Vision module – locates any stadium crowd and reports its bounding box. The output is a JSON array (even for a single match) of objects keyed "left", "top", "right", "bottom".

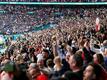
[
  {"left": 0, "top": 5, "right": 107, "bottom": 80},
  {"left": 0, "top": 0, "right": 106, "bottom": 2},
  {"left": 0, "top": 5, "right": 107, "bottom": 34}
]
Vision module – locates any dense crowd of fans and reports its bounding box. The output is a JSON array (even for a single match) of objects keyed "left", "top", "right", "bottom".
[
  {"left": 0, "top": 5, "right": 107, "bottom": 34},
  {"left": 0, "top": 0, "right": 106, "bottom": 2},
  {"left": 0, "top": 5, "right": 107, "bottom": 80}
]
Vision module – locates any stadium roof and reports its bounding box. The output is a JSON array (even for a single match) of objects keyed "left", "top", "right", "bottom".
[{"left": 0, "top": 2, "right": 106, "bottom": 5}]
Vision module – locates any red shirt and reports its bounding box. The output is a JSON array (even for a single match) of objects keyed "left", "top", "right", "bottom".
[{"left": 36, "top": 74, "right": 48, "bottom": 80}]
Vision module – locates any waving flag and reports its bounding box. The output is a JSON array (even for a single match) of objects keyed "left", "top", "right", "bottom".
[{"left": 96, "top": 17, "right": 100, "bottom": 32}]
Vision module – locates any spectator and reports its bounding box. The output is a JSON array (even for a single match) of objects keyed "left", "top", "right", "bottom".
[
  {"left": 83, "top": 63, "right": 107, "bottom": 80},
  {"left": 93, "top": 53, "right": 107, "bottom": 70},
  {"left": 64, "top": 54, "right": 83, "bottom": 80},
  {"left": 51, "top": 56, "right": 66, "bottom": 79},
  {"left": 28, "top": 63, "right": 48, "bottom": 80}
]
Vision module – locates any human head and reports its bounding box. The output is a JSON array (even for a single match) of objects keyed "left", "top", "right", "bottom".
[
  {"left": 65, "top": 52, "right": 71, "bottom": 62},
  {"left": 37, "top": 58, "right": 44, "bottom": 68},
  {"left": 93, "top": 54, "right": 104, "bottom": 65},
  {"left": 83, "top": 63, "right": 104, "bottom": 80},
  {"left": 69, "top": 54, "right": 83, "bottom": 71},
  {"left": 46, "top": 59, "right": 54, "bottom": 68},
  {"left": 66, "top": 46, "right": 76, "bottom": 62},
  {"left": 54, "top": 56, "right": 62, "bottom": 66},
  {"left": 28, "top": 63, "right": 36, "bottom": 70},
  {"left": 79, "top": 39, "right": 85, "bottom": 49},
  {"left": 28, "top": 63, "right": 40, "bottom": 77},
  {"left": 66, "top": 45, "right": 77, "bottom": 55},
  {"left": 42, "top": 49, "right": 49, "bottom": 59}
]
